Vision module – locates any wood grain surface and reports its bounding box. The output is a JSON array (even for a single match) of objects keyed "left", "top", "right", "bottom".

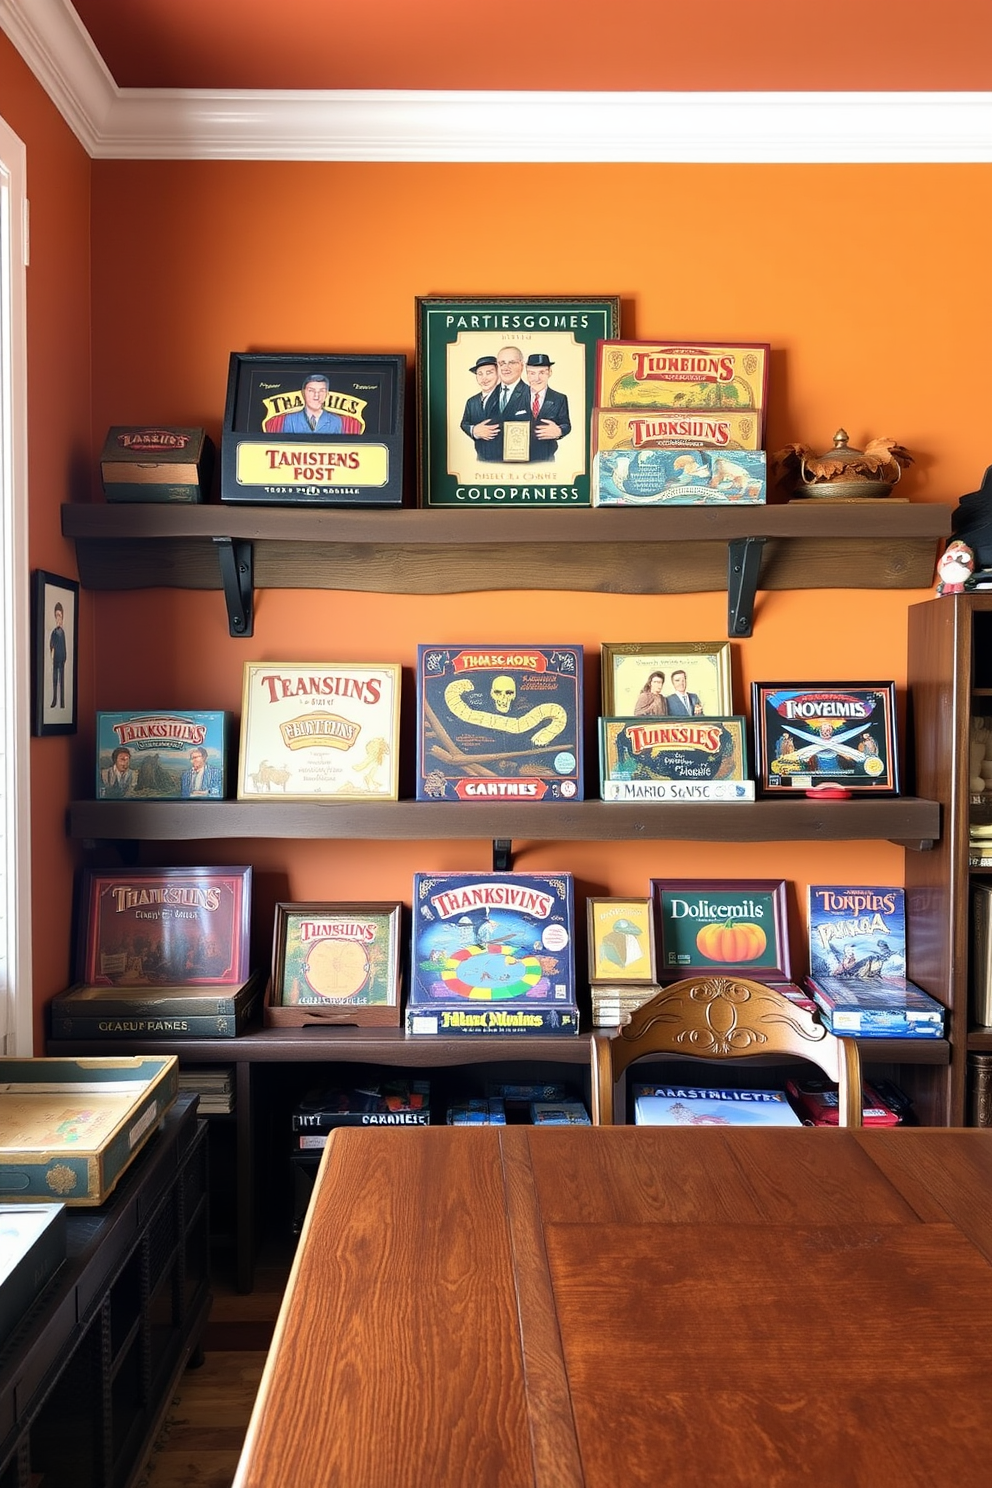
[{"left": 233, "top": 1126, "right": 992, "bottom": 1488}]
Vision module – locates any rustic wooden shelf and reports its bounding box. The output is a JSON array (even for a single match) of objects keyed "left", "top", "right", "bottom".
[
  {"left": 68, "top": 795, "right": 941, "bottom": 849},
  {"left": 62, "top": 502, "right": 949, "bottom": 597}
]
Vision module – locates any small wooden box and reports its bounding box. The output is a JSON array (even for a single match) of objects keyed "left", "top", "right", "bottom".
[
  {"left": 100, "top": 427, "right": 214, "bottom": 503},
  {"left": 0, "top": 1055, "right": 179, "bottom": 1205}
]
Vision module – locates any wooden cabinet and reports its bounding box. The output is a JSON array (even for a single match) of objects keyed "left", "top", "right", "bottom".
[
  {"left": 906, "top": 593, "right": 992, "bottom": 1125},
  {"left": 0, "top": 1095, "right": 209, "bottom": 1488}
]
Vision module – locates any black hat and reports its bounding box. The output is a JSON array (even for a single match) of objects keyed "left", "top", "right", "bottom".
[
  {"left": 526, "top": 353, "right": 554, "bottom": 367},
  {"left": 469, "top": 355, "right": 498, "bottom": 373}
]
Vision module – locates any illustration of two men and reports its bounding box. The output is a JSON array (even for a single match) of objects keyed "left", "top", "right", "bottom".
[{"left": 460, "top": 347, "right": 571, "bottom": 463}]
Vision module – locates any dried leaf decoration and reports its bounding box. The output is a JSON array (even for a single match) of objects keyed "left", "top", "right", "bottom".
[{"left": 772, "top": 436, "right": 913, "bottom": 489}]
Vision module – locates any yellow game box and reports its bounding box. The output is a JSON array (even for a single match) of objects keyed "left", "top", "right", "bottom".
[
  {"left": 595, "top": 340, "right": 770, "bottom": 438},
  {"left": 591, "top": 407, "right": 761, "bottom": 454}
]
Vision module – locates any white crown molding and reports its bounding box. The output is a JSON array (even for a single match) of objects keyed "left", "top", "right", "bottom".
[{"left": 2, "top": 1, "right": 992, "bottom": 162}]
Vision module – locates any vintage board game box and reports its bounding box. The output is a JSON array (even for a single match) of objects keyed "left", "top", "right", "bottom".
[
  {"left": 292, "top": 1081, "right": 430, "bottom": 1139},
  {"left": 806, "top": 976, "right": 945, "bottom": 1037},
  {"left": 408, "top": 871, "right": 579, "bottom": 1035},
  {"left": 0, "top": 1055, "right": 179, "bottom": 1205},
  {"left": 74, "top": 866, "right": 252, "bottom": 990},
  {"left": 96, "top": 710, "right": 228, "bottom": 800},
  {"left": 593, "top": 447, "right": 766, "bottom": 506},
  {"left": 100, "top": 427, "right": 213, "bottom": 503},
  {"left": 785, "top": 1076, "right": 901, "bottom": 1127},
  {"left": 807, "top": 885, "right": 911, "bottom": 984},
  {"left": 600, "top": 717, "right": 749, "bottom": 795},
  {"left": 266, "top": 902, "right": 402, "bottom": 1028},
  {"left": 49, "top": 970, "right": 264, "bottom": 1041},
  {"left": 752, "top": 682, "right": 899, "bottom": 795},
  {"left": 0, "top": 1203, "right": 66, "bottom": 1344},
  {"left": 632, "top": 1085, "right": 802, "bottom": 1127},
  {"left": 592, "top": 407, "right": 762, "bottom": 454},
  {"left": 220, "top": 352, "right": 405, "bottom": 507},
  {"left": 416, "top": 644, "right": 583, "bottom": 801},
  {"left": 238, "top": 662, "right": 401, "bottom": 801},
  {"left": 595, "top": 339, "right": 770, "bottom": 438},
  {"left": 650, "top": 878, "right": 795, "bottom": 985}
]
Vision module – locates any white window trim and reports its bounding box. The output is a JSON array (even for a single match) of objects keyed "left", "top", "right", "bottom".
[{"left": 0, "top": 111, "right": 32, "bottom": 1054}]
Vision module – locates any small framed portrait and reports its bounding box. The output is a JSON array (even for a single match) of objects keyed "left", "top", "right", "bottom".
[
  {"left": 416, "top": 296, "right": 620, "bottom": 509},
  {"left": 751, "top": 682, "right": 899, "bottom": 796},
  {"left": 269, "top": 902, "right": 402, "bottom": 1026},
  {"left": 32, "top": 570, "right": 79, "bottom": 736},
  {"left": 600, "top": 641, "right": 732, "bottom": 718},
  {"left": 220, "top": 351, "right": 405, "bottom": 507},
  {"left": 649, "top": 878, "right": 791, "bottom": 982},
  {"left": 587, "top": 898, "right": 656, "bottom": 985}
]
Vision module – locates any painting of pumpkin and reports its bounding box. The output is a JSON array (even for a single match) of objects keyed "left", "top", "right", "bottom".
[{"left": 695, "top": 919, "right": 767, "bottom": 963}]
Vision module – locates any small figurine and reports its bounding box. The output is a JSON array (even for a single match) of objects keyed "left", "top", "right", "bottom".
[{"left": 937, "top": 539, "right": 975, "bottom": 595}]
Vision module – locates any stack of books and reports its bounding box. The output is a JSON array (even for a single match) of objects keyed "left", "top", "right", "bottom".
[{"left": 178, "top": 1066, "right": 234, "bottom": 1114}]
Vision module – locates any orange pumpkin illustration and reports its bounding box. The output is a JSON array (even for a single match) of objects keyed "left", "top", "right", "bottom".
[{"left": 695, "top": 919, "right": 767, "bottom": 963}]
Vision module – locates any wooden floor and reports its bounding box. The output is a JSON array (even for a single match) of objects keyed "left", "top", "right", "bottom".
[{"left": 136, "top": 1245, "right": 291, "bottom": 1488}]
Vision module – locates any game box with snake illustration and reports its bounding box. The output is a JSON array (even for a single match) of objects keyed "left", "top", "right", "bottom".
[
  {"left": 408, "top": 872, "right": 579, "bottom": 1035},
  {"left": 415, "top": 644, "right": 583, "bottom": 801}
]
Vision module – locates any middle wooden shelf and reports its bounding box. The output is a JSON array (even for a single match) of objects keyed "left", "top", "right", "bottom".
[{"left": 68, "top": 795, "right": 941, "bottom": 847}]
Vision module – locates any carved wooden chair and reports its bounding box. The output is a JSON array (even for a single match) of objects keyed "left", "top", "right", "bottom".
[{"left": 590, "top": 975, "right": 863, "bottom": 1126}]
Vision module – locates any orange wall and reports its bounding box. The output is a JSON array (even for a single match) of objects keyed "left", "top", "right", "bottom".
[
  {"left": 73, "top": 0, "right": 992, "bottom": 91},
  {"left": 0, "top": 34, "right": 92, "bottom": 1045},
  {"left": 87, "top": 159, "right": 992, "bottom": 978}
]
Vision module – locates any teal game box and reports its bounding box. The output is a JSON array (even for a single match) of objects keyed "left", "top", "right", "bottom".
[{"left": 96, "top": 711, "right": 227, "bottom": 799}]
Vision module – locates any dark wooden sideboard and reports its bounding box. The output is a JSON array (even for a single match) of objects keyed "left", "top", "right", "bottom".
[{"left": 0, "top": 1094, "right": 209, "bottom": 1488}]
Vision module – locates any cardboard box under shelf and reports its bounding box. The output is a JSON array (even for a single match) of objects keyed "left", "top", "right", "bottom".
[{"left": 0, "top": 1055, "right": 178, "bottom": 1205}]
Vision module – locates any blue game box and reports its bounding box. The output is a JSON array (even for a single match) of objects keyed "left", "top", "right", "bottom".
[
  {"left": 96, "top": 711, "right": 228, "bottom": 800},
  {"left": 408, "top": 872, "right": 579, "bottom": 1035},
  {"left": 415, "top": 645, "right": 583, "bottom": 802}
]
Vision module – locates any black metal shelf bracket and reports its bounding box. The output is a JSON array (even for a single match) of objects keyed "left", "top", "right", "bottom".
[
  {"left": 214, "top": 537, "right": 254, "bottom": 637},
  {"left": 727, "top": 537, "right": 766, "bottom": 638},
  {"left": 492, "top": 839, "right": 513, "bottom": 871}
]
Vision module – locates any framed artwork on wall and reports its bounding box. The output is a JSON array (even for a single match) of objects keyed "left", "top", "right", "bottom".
[
  {"left": 32, "top": 570, "right": 78, "bottom": 736},
  {"left": 600, "top": 641, "right": 732, "bottom": 718}
]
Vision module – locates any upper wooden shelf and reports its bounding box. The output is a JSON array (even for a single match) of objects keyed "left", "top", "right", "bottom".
[
  {"left": 62, "top": 501, "right": 949, "bottom": 598},
  {"left": 68, "top": 795, "right": 941, "bottom": 850}
]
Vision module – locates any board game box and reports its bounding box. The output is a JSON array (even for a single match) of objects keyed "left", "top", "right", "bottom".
[
  {"left": 593, "top": 446, "right": 766, "bottom": 506},
  {"left": 785, "top": 1076, "right": 902, "bottom": 1127},
  {"left": 807, "top": 885, "right": 910, "bottom": 984},
  {"left": 238, "top": 661, "right": 401, "bottom": 801},
  {"left": 595, "top": 339, "right": 770, "bottom": 438},
  {"left": 0, "top": 1203, "right": 66, "bottom": 1344},
  {"left": 806, "top": 976, "right": 946, "bottom": 1037},
  {"left": 752, "top": 683, "right": 899, "bottom": 794},
  {"left": 96, "top": 711, "right": 227, "bottom": 800},
  {"left": 0, "top": 1055, "right": 179, "bottom": 1205},
  {"left": 599, "top": 717, "right": 749, "bottom": 798},
  {"left": 591, "top": 407, "right": 762, "bottom": 454},
  {"left": 416, "top": 644, "right": 583, "bottom": 801},
  {"left": 100, "top": 426, "right": 213, "bottom": 503},
  {"left": 650, "top": 878, "right": 793, "bottom": 983},
  {"left": 408, "top": 871, "right": 579, "bottom": 1035},
  {"left": 632, "top": 1085, "right": 801, "bottom": 1126}
]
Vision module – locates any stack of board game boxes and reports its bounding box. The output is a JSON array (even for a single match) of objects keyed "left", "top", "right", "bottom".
[{"left": 590, "top": 340, "right": 769, "bottom": 508}]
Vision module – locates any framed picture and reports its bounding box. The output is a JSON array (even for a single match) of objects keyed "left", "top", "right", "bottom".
[
  {"left": 219, "top": 351, "right": 405, "bottom": 506},
  {"left": 416, "top": 295, "right": 620, "bottom": 509},
  {"left": 587, "top": 898, "right": 656, "bottom": 985},
  {"left": 75, "top": 866, "right": 252, "bottom": 988},
  {"left": 751, "top": 682, "right": 899, "bottom": 795},
  {"left": 650, "top": 878, "right": 791, "bottom": 983},
  {"left": 237, "top": 661, "right": 401, "bottom": 801},
  {"left": 32, "top": 570, "right": 78, "bottom": 736},
  {"left": 270, "top": 902, "right": 402, "bottom": 1026},
  {"left": 601, "top": 641, "right": 732, "bottom": 717}
]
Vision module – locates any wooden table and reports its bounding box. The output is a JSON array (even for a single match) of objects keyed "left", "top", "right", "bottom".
[{"left": 233, "top": 1127, "right": 992, "bottom": 1487}]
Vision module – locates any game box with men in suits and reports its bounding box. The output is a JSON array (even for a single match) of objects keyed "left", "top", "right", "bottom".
[{"left": 95, "top": 711, "right": 227, "bottom": 800}]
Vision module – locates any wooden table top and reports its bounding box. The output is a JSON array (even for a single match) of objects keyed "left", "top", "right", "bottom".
[{"left": 233, "top": 1126, "right": 992, "bottom": 1488}]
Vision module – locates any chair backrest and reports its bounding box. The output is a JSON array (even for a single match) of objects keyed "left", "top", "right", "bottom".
[{"left": 590, "top": 975, "right": 863, "bottom": 1126}]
